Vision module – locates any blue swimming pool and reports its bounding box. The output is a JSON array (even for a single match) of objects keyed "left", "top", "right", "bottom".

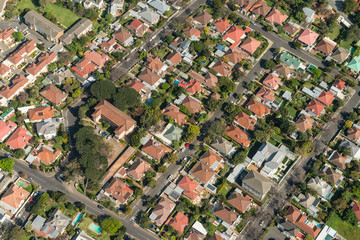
[
  {"left": 88, "top": 223, "right": 102, "bottom": 234},
  {"left": 174, "top": 80, "right": 180, "bottom": 85},
  {"left": 72, "top": 212, "right": 82, "bottom": 226}
]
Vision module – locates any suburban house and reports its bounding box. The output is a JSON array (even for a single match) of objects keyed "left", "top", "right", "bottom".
[
  {"left": 322, "top": 166, "right": 343, "bottom": 187},
  {"left": 36, "top": 118, "right": 61, "bottom": 139},
  {"left": 59, "top": 18, "right": 93, "bottom": 45},
  {"left": 346, "top": 56, "right": 360, "bottom": 73},
  {"left": 31, "top": 209, "right": 71, "bottom": 238},
  {"left": 180, "top": 95, "right": 202, "bottom": 115},
  {"left": 152, "top": 123, "right": 183, "bottom": 146},
  {"left": 127, "top": 19, "right": 149, "bottom": 37},
  {"left": 297, "top": 29, "right": 319, "bottom": 46},
  {"left": 6, "top": 126, "right": 32, "bottom": 149},
  {"left": 315, "top": 37, "right": 336, "bottom": 55},
  {"left": 0, "top": 120, "right": 16, "bottom": 142},
  {"left": 47, "top": 68, "right": 74, "bottom": 85},
  {"left": 250, "top": 0, "right": 271, "bottom": 17},
  {"left": 183, "top": 26, "right": 201, "bottom": 41},
  {"left": 23, "top": 10, "right": 64, "bottom": 43},
  {"left": 28, "top": 106, "right": 55, "bottom": 122},
  {"left": 189, "top": 161, "right": 216, "bottom": 186},
  {"left": 0, "top": 181, "right": 30, "bottom": 215},
  {"left": 339, "top": 139, "right": 360, "bottom": 160},
  {"left": 226, "top": 124, "right": 251, "bottom": 147},
  {"left": 193, "top": 11, "right": 213, "bottom": 26},
  {"left": 166, "top": 52, "right": 182, "bottom": 66},
  {"left": 223, "top": 25, "right": 246, "bottom": 48},
  {"left": 224, "top": 49, "right": 245, "bottom": 66},
  {"left": 307, "top": 177, "right": 333, "bottom": 200},
  {"left": 328, "top": 151, "right": 349, "bottom": 170},
  {"left": 0, "top": 63, "right": 11, "bottom": 80},
  {"left": 295, "top": 114, "right": 314, "bottom": 132},
  {"left": 0, "top": 28, "right": 15, "bottom": 45},
  {"left": 199, "top": 149, "right": 224, "bottom": 171},
  {"left": 168, "top": 212, "right": 189, "bottom": 234},
  {"left": 246, "top": 98, "right": 271, "bottom": 118},
  {"left": 92, "top": 100, "right": 136, "bottom": 139},
  {"left": 213, "top": 19, "right": 231, "bottom": 34},
  {"left": 297, "top": 193, "right": 320, "bottom": 217},
  {"left": 305, "top": 99, "right": 325, "bottom": 118},
  {"left": 127, "top": 159, "right": 152, "bottom": 181},
  {"left": 234, "top": 111, "right": 257, "bottom": 130},
  {"left": 184, "top": 223, "right": 207, "bottom": 240},
  {"left": 211, "top": 60, "right": 232, "bottom": 77},
  {"left": 282, "top": 21, "right": 300, "bottom": 37},
  {"left": 162, "top": 103, "right": 187, "bottom": 126},
  {"left": 227, "top": 190, "right": 253, "bottom": 213},
  {"left": 177, "top": 176, "right": 199, "bottom": 200},
  {"left": 28, "top": 144, "right": 61, "bottom": 165},
  {"left": 145, "top": 56, "right": 167, "bottom": 75},
  {"left": 177, "top": 78, "right": 202, "bottom": 94},
  {"left": 316, "top": 90, "right": 335, "bottom": 106},
  {"left": 148, "top": 0, "right": 170, "bottom": 15},
  {"left": 141, "top": 138, "right": 171, "bottom": 160},
  {"left": 83, "top": 0, "right": 104, "bottom": 9},
  {"left": 125, "top": 79, "right": 151, "bottom": 100},
  {"left": 237, "top": 0, "right": 257, "bottom": 12},
  {"left": 138, "top": 68, "right": 162, "bottom": 90},
  {"left": 242, "top": 170, "right": 272, "bottom": 200},
  {"left": 109, "top": 0, "right": 124, "bottom": 16},
  {"left": 100, "top": 38, "right": 120, "bottom": 53},
  {"left": 347, "top": 124, "right": 360, "bottom": 143},
  {"left": 138, "top": 7, "right": 160, "bottom": 25},
  {"left": 25, "top": 52, "right": 57, "bottom": 78},
  {"left": 352, "top": 200, "right": 360, "bottom": 225},
  {"left": 265, "top": 8, "right": 288, "bottom": 25},
  {"left": 71, "top": 50, "right": 110, "bottom": 78},
  {"left": 263, "top": 72, "right": 281, "bottom": 90},
  {"left": 40, "top": 84, "right": 68, "bottom": 106},
  {"left": 4, "top": 40, "right": 37, "bottom": 67},
  {"left": 187, "top": 70, "right": 218, "bottom": 89},
  {"left": 277, "top": 218, "right": 301, "bottom": 239},
  {"left": 149, "top": 197, "right": 176, "bottom": 226},
  {"left": 104, "top": 178, "right": 133, "bottom": 205},
  {"left": 331, "top": 47, "right": 350, "bottom": 64},
  {"left": 113, "top": 28, "right": 134, "bottom": 46},
  {"left": 212, "top": 203, "right": 240, "bottom": 229},
  {"left": 211, "top": 138, "right": 236, "bottom": 156},
  {"left": 240, "top": 37, "right": 261, "bottom": 55}
]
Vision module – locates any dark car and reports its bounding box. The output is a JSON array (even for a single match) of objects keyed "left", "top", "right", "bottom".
[{"left": 97, "top": 205, "right": 105, "bottom": 210}]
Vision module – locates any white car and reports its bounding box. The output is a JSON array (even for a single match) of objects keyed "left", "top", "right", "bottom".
[{"left": 167, "top": 175, "right": 173, "bottom": 180}]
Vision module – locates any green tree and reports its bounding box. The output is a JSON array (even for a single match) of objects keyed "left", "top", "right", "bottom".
[
  {"left": 218, "top": 77, "right": 235, "bottom": 93},
  {"left": 113, "top": 88, "right": 140, "bottom": 111},
  {"left": 12, "top": 32, "right": 23, "bottom": 42},
  {"left": 343, "top": 0, "right": 359, "bottom": 14},
  {"left": 164, "top": 153, "right": 178, "bottom": 164},
  {"left": 343, "top": 208, "right": 358, "bottom": 225},
  {"left": 85, "top": 8, "right": 99, "bottom": 20},
  {"left": 3, "top": 226, "right": 28, "bottom": 240},
  {"left": 124, "top": 204, "right": 133, "bottom": 215},
  {"left": 90, "top": 80, "right": 116, "bottom": 100},
  {"left": 47, "top": 62, "right": 57, "bottom": 72},
  {"left": 203, "top": 119, "right": 227, "bottom": 143},
  {"left": 311, "top": 68, "right": 322, "bottom": 79},
  {"left": 263, "top": 59, "right": 276, "bottom": 69},
  {"left": 0, "top": 158, "right": 14, "bottom": 172},
  {"left": 183, "top": 125, "right": 200, "bottom": 143},
  {"left": 231, "top": 151, "right": 247, "bottom": 165},
  {"left": 292, "top": 40, "right": 302, "bottom": 49},
  {"left": 14, "top": 149, "right": 25, "bottom": 159},
  {"left": 101, "top": 217, "right": 122, "bottom": 235}
]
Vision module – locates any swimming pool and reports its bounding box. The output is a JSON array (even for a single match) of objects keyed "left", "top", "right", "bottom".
[
  {"left": 72, "top": 212, "right": 82, "bottom": 226},
  {"left": 174, "top": 80, "right": 180, "bottom": 85},
  {"left": 88, "top": 223, "right": 102, "bottom": 234}
]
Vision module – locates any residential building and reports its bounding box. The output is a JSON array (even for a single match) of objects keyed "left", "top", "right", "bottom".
[
  {"left": 145, "top": 56, "right": 167, "bottom": 75},
  {"left": 109, "top": 0, "right": 124, "bottom": 17},
  {"left": 224, "top": 49, "right": 245, "bottom": 66},
  {"left": 162, "top": 103, "right": 187, "bottom": 125},
  {"left": 0, "top": 182, "right": 30, "bottom": 215},
  {"left": 246, "top": 98, "right": 271, "bottom": 118},
  {"left": 263, "top": 72, "right": 281, "bottom": 90},
  {"left": 213, "top": 19, "right": 231, "bottom": 34},
  {"left": 282, "top": 21, "right": 300, "bottom": 37},
  {"left": 242, "top": 170, "right": 272, "bottom": 199},
  {"left": 211, "top": 138, "right": 236, "bottom": 156},
  {"left": 183, "top": 26, "right": 201, "bottom": 41},
  {"left": 347, "top": 124, "right": 360, "bottom": 143},
  {"left": 59, "top": 18, "right": 93, "bottom": 45},
  {"left": 127, "top": 19, "right": 149, "bottom": 37},
  {"left": 265, "top": 8, "right": 288, "bottom": 25},
  {"left": 138, "top": 7, "right": 160, "bottom": 25},
  {"left": 47, "top": 68, "right": 74, "bottom": 85},
  {"left": 250, "top": 0, "right": 271, "bottom": 17},
  {"left": 177, "top": 79, "right": 202, "bottom": 94},
  {"left": 315, "top": 37, "right": 336, "bottom": 55},
  {"left": 295, "top": 114, "right": 314, "bottom": 132},
  {"left": 346, "top": 56, "right": 360, "bottom": 73},
  {"left": 339, "top": 139, "right": 360, "bottom": 160},
  {"left": 4, "top": 40, "right": 37, "bottom": 67},
  {"left": 256, "top": 87, "right": 275, "bottom": 105},
  {"left": 234, "top": 111, "right": 257, "bottom": 130},
  {"left": 315, "top": 225, "right": 339, "bottom": 240},
  {"left": 199, "top": 149, "right": 223, "bottom": 171},
  {"left": 181, "top": 95, "right": 202, "bottom": 114},
  {"left": 141, "top": 138, "right": 171, "bottom": 160},
  {"left": 279, "top": 52, "right": 304, "bottom": 70},
  {"left": 6, "top": 126, "right": 32, "bottom": 149},
  {"left": 307, "top": 177, "right": 333, "bottom": 200},
  {"left": 166, "top": 52, "right": 182, "bottom": 66},
  {"left": 113, "top": 28, "right": 134, "bottom": 46},
  {"left": 31, "top": 144, "right": 61, "bottom": 165},
  {"left": 0, "top": 63, "right": 11, "bottom": 80},
  {"left": 149, "top": 197, "right": 176, "bottom": 226},
  {"left": 331, "top": 47, "right": 350, "bottom": 64},
  {"left": 0, "top": 28, "right": 15, "bottom": 45},
  {"left": 83, "top": 0, "right": 104, "bottom": 9},
  {"left": 274, "top": 63, "right": 291, "bottom": 78},
  {"left": 138, "top": 68, "right": 162, "bottom": 90},
  {"left": 72, "top": 50, "right": 110, "bottom": 77},
  {"left": 189, "top": 161, "right": 216, "bottom": 185},
  {"left": 212, "top": 203, "right": 240, "bottom": 228},
  {"left": 28, "top": 106, "right": 54, "bottom": 122},
  {"left": 297, "top": 193, "right": 320, "bottom": 217},
  {"left": 187, "top": 70, "right": 218, "bottom": 89},
  {"left": 25, "top": 52, "right": 57, "bottom": 78},
  {"left": 92, "top": 100, "right": 136, "bottom": 139},
  {"left": 211, "top": 60, "right": 232, "bottom": 77},
  {"left": 100, "top": 38, "right": 120, "bottom": 53},
  {"left": 226, "top": 124, "right": 251, "bottom": 147},
  {"left": 0, "top": 120, "right": 16, "bottom": 142},
  {"left": 73, "top": 230, "right": 95, "bottom": 240},
  {"left": 40, "top": 84, "right": 68, "bottom": 106},
  {"left": 306, "top": 99, "right": 325, "bottom": 118},
  {"left": 240, "top": 37, "right": 261, "bottom": 55},
  {"left": 23, "top": 10, "right": 63, "bottom": 43},
  {"left": 352, "top": 200, "right": 360, "bottom": 225},
  {"left": 322, "top": 166, "right": 343, "bottom": 187},
  {"left": 277, "top": 218, "right": 301, "bottom": 239},
  {"left": 125, "top": 79, "right": 151, "bottom": 99},
  {"left": 32, "top": 209, "right": 71, "bottom": 238},
  {"left": 104, "top": 178, "right": 133, "bottom": 205},
  {"left": 317, "top": 90, "right": 334, "bottom": 106},
  {"left": 127, "top": 159, "right": 152, "bottom": 181},
  {"left": 168, "top": 212, "right": 189, "bottom": 234},
  {"left": 36, "top": 118, "right": 61, "bottom": 139},
  {"left": 328, "top": 151, "right": 348, "bottom": 170},
  {"left": 148, "top": 0, "right": 170, "bottom": 15},
  {"left": 223, "top": 25, "right": 246, "bottom": 49},
  {"left": 152, "top": 123, "right": 183, "bottom": 145},
  {"left": 303, "top": 7, "right": 315, "bottom": 24},
  {"left": 177, "top": 176, "right": 199, "bottom": 200},
  {"left": 237, "top": 0, "right": 257, "bottom": 12},
  {"left": 227, "top": 190, "right": 253, "bottom": 213},
  {"left": 298, "top": 29, "right": 319, "bottom": 46},
  {"left": 193, "top": 11, "right": 213, "bottom": 26}
]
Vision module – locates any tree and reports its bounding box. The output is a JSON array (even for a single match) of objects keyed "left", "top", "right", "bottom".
[
  {"left": 343, "top": 0, "right": 359, "bottom": 14},
  {"left": 218, "top": 77, "right": 235, "bottom": 93},
  {"left": 105, "top": 13, "right": 113, "bottom": 23},
  {"left": 311, "top": 68, "right": 322, "bottom": 79},
  {"left": 101, "top": 217, "right": 122, "bottom": 235},
  {"left": 343, "top": 208, "right": 358, "bottom": 225},
  {"left": 3, "top": 226, "right": 28, "bottom": 240},
  {"left": 113, "top": 88, "right": 140, "bottom": 111},
  {"left": 14, "top": 149, "right": 25, "bottom": 159},
  {"left": 183, "top": 125, "right": 200, "bottom": 143},
  {"left": 47, "top": 62, "right": 57, "bottom": 72},
  {"left": 263, "top": 59, "right": 276, "bottom": 69},
  {"left": 231, "top": 151, "right": 247, "bottom": 165},
  {"left": 0, "top": 158, "right": 14, "bottom": 172},
  {"left": 124, "top": 204, "right": 133, "bottom": 215},
  {"left": 58, "top": 51, "right": 74, "bottom": 64},
  {"left": 139, "top": 50, "right": 148, "bottom": 59},
  {"left": 90, "top": 80, "right": 116, "bottom": 100},
  {"left": 157, "top": 165, "right": 168, "bottom": 173},
  {"left": 12, "top": 32, "right": 23, "bottom": 42},
  {"left": 203, "top": 119, "right": 227, "bottom": 143},
  {"left": 85, "top": 8, "right": 98, "bottom": 20},
  {"left": 348, "top": 112, "right": 358, "bottom": 122},
  {"left": 292, "top": 40, "right": 302, "bottom": 49},
  {"left": 164, "top": 153, "right": 178, "bottom": 164},
  {"left": 37, "top": 0, "right": 48, "bottom": 8},
  {"left": 206, "top": 97, "right": 222, "bottom": 112}
]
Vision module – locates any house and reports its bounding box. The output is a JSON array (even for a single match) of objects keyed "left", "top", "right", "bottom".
[
  {"left": 330, "top": 79, "right": 346, "bottom": 94},
  {"left": 274, "top": 63, "right": 291, "bottom": 78},
  {"left": 23, "top": 10, "right": 63, "bottom": 43},
  {"left": 189, "top": 161, "right": 216, "bottom": 185},
  {"left": 0, "top": 28, "right": 15, "bottom": 45},
  {"left": 184, "top": 223, "right": 207, "bottom": 240},
  {"left": 47, "top": 68, "right": 74, "bottom": 85},
  {"left": 177, "top": 79, "right": 202, "bottom": 94},
  {"left": 148, "top": 0, "right": 170, "bottom": 15},
  {"left": 0, "top": 182, "right": 30, "bottom": 215},
  {"left": 113, "top": 28, "right": 134, "bottom": 46},
  {"left": 32, "top": 209, "right": 71, "bottom": 238},
  {"left": 322, "top": 166, "right": 343, "bottom": 187},
  {"left": 73, "top": 230, "right": 95, "bottom": 240},
  {"left": 277, "top": 218, "right": 301, "bottom": 239},
  {"left": 127, "top": 159, "right": 152, "bottom": 181},
  {"left": 212, "top": 203, "right": 240, "bottom": 228},
  {"left": 265, "top": 8, "right": 288, "bottom": 25},
  {"left": 227, "top": 191, "right": 252, "bottom": 213},
  {"left": 149, "top": 197, "right": 176, "bottom": 226},
  {"left": 250, "top": 0, "right": 271, "bottom": 17},
  {"left": 0, "top": 120, "right": 16, "bottom": 142},
  {"left": 297, "top": 193, "right": 320, "bottom": 217},
  {"left": 152, "top": 123, "right": 183, "bottom": 146},
  {"left": 168, "top": 212, "right": 189, "bottom": 234},
  {"left": 166, "top": 52, "right": 182, "bottom": 66},
  {"left": 25, "top": 52, "right": 57, "bottom": 78},
  {"left": 284, "top": 204, "right": 321, "bottom": 238},
  {"left": 187, "top": 70, "right": 218, "bottom": 89},
  {"left": 145, "top": 56, "right": 167, "bottom": 75},
  {"left": 282, "top": 21, "right": 300, "bottom": 37},
  {"left": 317, "top": 90, "right": 334, "bottom": 106},
  {"left": 237, "top": 0, "right": 257, "bottom": 12},
  {"left": 59, "top": 18, "right": 93, "bottom": 45},
  {"left": 298, "top": 29, "right": 319, "bottom": 46},
  {"left": 183, "top": 26, "right": 201, "bottom": 41},
  {"left": 0, "top": 63, "right": 11, "bottom": 79},
  {"left": 193, "top": 11, "right": 213, "bottom": 26},
  {"left": 328, "top": 151, "right": 348, "bottom": 170},
  {"left": 223, "top": 25, "right": 246, "bottom": 49},
  {"left": 162, "top": 103, "right": 187, "bottom": 125},
  {"left": 92, "top": 100, "right": 136, "bottom": 139},
  {"left": 199, "top": 149, "right": 223, "bottom": 171},
  {"left": 104, "top": 178, "right": 133, "bottom": 205},
  {"left": 242, "top": 170, "right": 272, "bottom": 200},
  {"left": 263, "top": 72, "right": 281, "bottom": 90},
  {"left": 100, "top": 38, "right": 119, "bottom": 53},
  {"left": 109, "top": 0, "right": 124, "bottom": 17},
  {"left": 295, "top": 114, "right": 314, "bottom": 132},
  {"left": 346, "top": 56, "right": 360, "bottom": 73},
  {"left": 316, "top": 37, "right": 336, "bottom": 55},
  {"left": 307, "top": 177, "right": 333, "bottom": 199},
  {"left": 72, "top": 50, "right": 110, "bottom": 78},
  {"left": 223, "top": 49, "right": 245, "bottom": 66},
  {"left": 4, "top": 40, "right": 37, "bottom": 67},
  {"left": 352, "top": 200, "right": 360, "bottom": 224},
  {"left": 256, "top": 87, "right": 275, "bottom": 104},
  {"left": 36, "top": 118, "right": 61, "bottom": 139},
  {"left": 348, "top": 125, "right": 360, "bottom": 143},
  {"left": 339, "top": 139, "right": 360, "bottom": 160},
  {"left": 141, "top": 138, "right": 171, "bottom": 160},
  {"left": 213, "top": 19, "right": 231, "bottom": 34},
  {"left": 181, "top": 95, "right": 202, "bottom": 114},
  {"left": 125, "top": 79, "right": 151, "bottom": 99},
  {"left": 234, "top": 111, "right": 256, "bottom": 130},
  {"left": 226, "top": 125, "right": 251, "bottom": 147},
  {"left": 28, "top": 106, "right": 54, "bottom": 122},
  {"left": 211, "top": 137, "right": 236, "bottom": 156},
  {"left": 246, "top": 98, "right": 271, "bottom": 118},
  {"left": 177, "top": 176, "right": 199, "bottom": 200},
  {"left": 303, "top": 7, "right": 315, "bottom": 24},
  {"left": 211, "top": 60, "right": 232, "bottom": 77},
  {"left": 0, "top": 77, "right": 28, "bottom": 105},
  {"left": 138, "top": 68, "right": 162, "bottom": 89},
  {"left": 306, "top": 99, "right": 325, "bottom": 118},
  {"left": 127, "top": 19, "right": 149, "bottom": 36},
  {"left": 40, "top": 84, "right": 67, "bottom": 106},
  {"left": 331, "top": 47, "right": 350, "bottom": 64},
  {"left": 83, "top": 0, "right": 104, "bottom": 9},
  {"left": 31, "top": 144, "right": 61, "bottom": 165},
  {"left": 138, "top": 7, "right": 160, "bottom": 25},
  {"left": 240, "top": 37, "right": 261, "bottom": 55}
]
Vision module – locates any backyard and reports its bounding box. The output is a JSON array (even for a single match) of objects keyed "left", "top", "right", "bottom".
[
  {"left": 78, "top": 216, "right": 110, "bottom": 240},
  {"left": 327, "top": 212, "right": 360, "bottom": 240},
  {"left": 18, "top": 0, "right": 80, "bottom": 28}
]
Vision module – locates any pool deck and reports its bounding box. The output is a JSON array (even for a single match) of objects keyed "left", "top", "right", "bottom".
[{"left": 88, "top": 223, "right": 102, "bottom": 235}]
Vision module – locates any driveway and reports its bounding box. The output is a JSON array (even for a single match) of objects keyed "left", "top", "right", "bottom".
[{"left": 262, "top": 227, "right": 287, "bottom": 240}]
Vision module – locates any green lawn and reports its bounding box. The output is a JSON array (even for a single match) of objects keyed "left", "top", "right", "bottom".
[
  {"left": 78, "top": 216, "right": 110, "bottom": 240},
  {"left": 286, "top": 105, "right": 297, "bottom": 119},
  {"left": 218, "top": 183, "right": 232, "bottom": 196},
  {"left": 327, "top": 213, "right": 360, "bottom": 240},
  {"left": 18, "top": 0, "right": 80, "bottom": 28},
  {"left": 327, "top": 24, "right": 341, "bottom": 41}
]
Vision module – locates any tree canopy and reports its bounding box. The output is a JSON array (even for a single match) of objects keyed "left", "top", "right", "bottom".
[
  {"left": 101, "top": 217, "right": 122, "bottom": 235},
  {"left": 113, "top": 88, "right": 141, "bottom": 111},
  {"left": 0, "top": 158, "right": 14, "bottom": 172},
  {"left": 90, "top": 80, "right": 116, "bottom": 100}
]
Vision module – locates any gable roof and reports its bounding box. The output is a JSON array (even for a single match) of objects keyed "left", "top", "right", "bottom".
[
  {"left": 329, "top": 151, "right": 347, "bottom": 170},
  {"left": 26, "top": 52, "right": 57, "bottom": 76},
  {"left": 316, "top": 37, "right": 336, "bottom": 55},
  {"left": 227, "top": 192, "right": 252, "bottom": 213},
  {"left": 332, "top": 79, "right": 345, "bottom": 90},
  {"left": 148, "top": 0, "right": 170, "bottom": 14},
  {"left": 168, "top": 212, "right": 189, "bottom": 233},
  {"left": 0, "top": 28, "right": 15, "bottom": 41},
  {"left": 0, "top": 75, "right": 29, "bottom": 99},
  {"left": 263, "top": 72, "right": 281, "bottom": 89},
  {"left": 246, "top": 98, "right": 271, "bottom": 117},
  {"left": 166, "top": 52, "right": 182, "bottom": 65},
  {"left": 189, "top": 161, "right": 216, "bottom": 184},
  {"left": 213, "top": 19, "right": 231, "bottom": 33},
  {"left": 181, "top": 96, "right": 202, "bottom": 114},
  {"left": 211, "top": 138, "right": 234, "bottom": 156},
  {"left": 125, "top": 79, "right": 145, "bottom": 92},
  {"left": 306, "top": 99, "right": 325, "bottom": 116},
  {"left": 138, "top": 68, "right": 161, "bottom": 86},
  {"left": 0, "top": 183, "right": 29, "bottom": 209},
  {"left": 256, "top": 87, "right": 275, "bottom": 102},
  {"left": 7, "top": 40, "right": 36, "bottom": 65},
  {"left": 0, "top": 120, "right": 16, "bottom": 141},
  {"left": 234, "top": 111, "right": 256, "bottom": 130},
  {"left": 194, "top": 11, "right": 213, "bottom": 25},
  {"left": 182, "top": 26, "right": 201, "bottom": 38},
  {"left": 223, "top": 25, "right": 246, "bottom": 43},
  {"left": 282, "top": 22, "right": 300, "bottom": 35},
  {"left": 178, "top": 79, "right": 202, "bottom": 94},
  {"left": 265, "top": 8, "right": 288, "bottom": 25},
  {"left": 150, "top": 197, "right": 176, "bottom": 226},
  {"left": 226, "top": 125, "right": 251, "bottom": 147},
  {"left": 162, "top": 103, "right": 187, "bottom": 125},
  {"left": 142, "top": 139, "right": 171, "bottom": 160},
  {"left": 251, "top": 0, "right": 271, "bottom": 16},
  {"left": 177, "top": 176, "right": 198, "bottom": 200},
  {"left": 213, "top": 203, "right": 240, "bottom": 225},
  {"left": 274, "top": 63, "right": 291, "bottom": 77},
  {"left": 242, "top": 170, "right": 272, "bottom": 196},
  {"left": 224, "top": 49, "right": 245, "bottom": 65},
  {"left": 211, "top": 60, "right": 232, "bottom": 76},
  {"left": 127, "top": 159, "right": 151, "bottom": 180},
  {"left": 295, "top": 114, "right": 314, "bottom": 132},
  {"left": 28, "top": 106, "right": 55, "bottom": 122},
  {"left": 200, "top": 149, "right": 222, "bottom": 168},
  {"left": 105, "top": 178, "right": 133, "bottom": 204},
  {"left": 40, "top": 84, "right": 67, "bottom": 105},
  {"left": 332, "top": 47, "right": 350, "bottom": 63},
  {"left": 353, "top": 200, "right": 360, "bottom": 221},
  {"left": 6, "top": 127, "right": 32, "bottom": 149},
  {"left": 146, "top": 56, "right": 165, "bottom": 73},
  {"left": 298, "top": 29, "right": 319, "bottom": 46}
]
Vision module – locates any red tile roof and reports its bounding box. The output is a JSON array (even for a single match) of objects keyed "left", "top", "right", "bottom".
[
  {"left": 40, "top": 84, "right": 67, "bottom": 105},
  {"left": 7, "top": 40, "right": 36, "bottom": 65},
  {"left": 187, "top": 70, "right": 218, "bottom": 89},
  {"left": 182, "top": 96, "right": 202, "bottom": 114},
  {"left": 265, "top": 8, "right": 288, "bottom": 25},
  {"left": 211, "top": 60, "right": 232, "bottom": 76},
  {"left": 200, "top": 149, "right": 222, "bottom": 168},
  {"left": 317, "top": 90, "right": 334, "bottom": 106},
  {"left": 256, "top": 87, "right": 275, "bottom": 102},
  {"left": 72, "top": 50, "right": 109, "bottom": 77},
  {"left": 166, "top": 52, "right": 182, "bottom": 66},
  {"left": 105, "top": 178, "right": 133, "bottom": 204},
  {"left": 127, "top": 159, "right": 152, "bottom": 180},
  {"left": 246, "top": 98, "right": 271, "bottom": 117},
  {"left": 194, "top": 11, "right": 213, "bottom": 25},
  {"left": 263, "top": 73, "right": 281, "bottom": 89},
  {"left": 347, "top": 126, "right": 360, "bottom": 142},
  {"left": 6, "top": 127, "right": 32, "bottom": 149},
  {"left": 223, "top": 25, "right": 245, "bottom": 45},
  {"left": 35, "top": 145, "right": 61, "bottom": 165},
  {"left": 240, "top": 37, "right": 261, "bottom": 54},
  {"left": 0, "top": 74, "right": 29, "bottom": 99},
  {"left": 146, "top": 56, "right": 165, "bottom": 73},
  {"left": 163, "top": 103, "right": 187, "bottom": 125},
  {"left": 298, "top": 29, "right": 319, "bottom": 46},
  {"left": 151, "top": 197, "right": 176, "bottom": 226},
  {"left": 168, "top": 212, "right": 189, "bottom": 233},
  {"left": 316, "top": 37, "right": 336, "bottom": 55},
  {"left": 0, "top": 63, "right": 10, "bottom": 76},
  {"left": 306, "top": 99, "right": 325, "bottom": 116},
  {"left": 125, "top": 79, "right": 145, "bottom": 92},
  {"left": 182, "top": 26, "right": 201, "bottom": 38},
  {"left": 234, "top": 111, "right": 256, "bottom": 130},
  {"left": 295, "top": 114, "right": 314, "bottom": 132},
  {"left": 332, "top": 79, "right": 345, "bottom": 90},
  {"left": 0, "top": 28, "right": 15, "bottom": 41},
  {"left": 189, "top": 161, "right": 216, "bottom": 184},
  {"left": 0, "top": 120, "right": 17, "bottom": 141},
  {"left": 138, "top": 68, "right": 161, "bottom": 86},
  {"left": 25, "top": 52, "right": 57, "bottom": 76},
  {"left": 142, "top": 139, "right": 171, "bottom": 160},
  {"left": 177, "top": 176, "right": 198, "bottom": 200},
  {"left": 28, "top": 106, "right": 54, "bottom": 122},
  {"left": 352, "top": 200, "right": 360, "bottom": 221},
  {"left": 329, "top": 151, "right": 347, "bottom": 170},
  {"left": 213, "top": 19, "right": 231, "bottom": 33},
  {"left": 226, "top": 125, "right": 251, "bottom": 147},
  {"left": 83, "top": 50, "right": 109, "bottom": 68},
  {"left": 178, "top": 79, "right": 202, "bottom": 94},
  {"left": 0, "top": 183, "right": 29, "bottom": 210},
  {"left": 113, "top": 28, "right": 133, "bottom": 44},
  {"left": 213, "top": 204, "right": 240, "bottom": 226},
  {"left": 227, "top": 192, "right": 252, "bottom": 213}
]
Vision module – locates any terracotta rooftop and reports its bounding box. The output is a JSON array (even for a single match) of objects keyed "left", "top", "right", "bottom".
[
  {"left": 263, "top": 72, "right": 281, "bottom": 89},
  {"left": 323, "top": 167, "right": 341, "bottom": 186},
  {"left": 6, "top": 126, "right": 32, "bottom": 149},
  {"left": 138, "top": 68, "right": 161, "bottom": 86},
  {"left": 317, "top": 90, "right": 335, "bottom": 106},
  {"left": 227, "top": 192, "right": 252, "bottom": 213},
  {"left": 0, "top": 183, "right": 29, "bottom": 210},
  {"left": 240, "top": 37, "right": 261, "bottom": 54},
  {"left": 127, "top": 159, "right": 151, "bottom": 180},
  {"left": 282, "top": 22, "right": 300, "bottom": 35},
  {"left": 182, "top": 26, "right": 201, "bottom": 38},
  {"left": 25, "top": 52, "right": 57, "bottom": 76},
  {"left": 295, "top": 114, "right": 314, "bottom": 132},
  {"left": 40, "top": 84, "right": 67, "bottom": 105},
  {"left": 162, "top": 103, "right": 187, "bottom": 125},
  {"left": 223, "top": 25, "right": 246, "bottom": 46},
  {"left": 306, "top": 99, "right": 325, "bottom": 117},
  {"left": 146, "top": 56, "right": 165, "bottom": 73},
  {"left": 332, "top": 79, "right": 345, "bottom": 90},
  {"left": 211, "top": 60, "right": 232, "bottom": 76},
  {"left": 224, "top": 49, "right": 245, "bottom": 65},
  {"left": 256, "top": 87, "right": 275, "bottom": 102},
  {"left": 226, "top": 125, "right": 251, "bottom": 147},
  {"left": 347, "top": 126, "right": 360, "bottom": 142},
  {"left": 151, "top": 197, "right": 176, "bottom": 226},
  {"left": 0, "top": 74, "right": 29, "bottom": 99},
  {"left": 265, "top": 8, "right": 288, "bottom": 25},
  {"left": 178, "top": 79, "right": 202, "bottom": 94},
  {"left": 200, "top": 149, "right": 222, "bottom": 168},
  {"left": 189, "top": 161, "right": 216, "bottom": 184},
  {"left": 213, "top": 204, "right": 240, "bottom": 226},
  {"left": 0, "top": 120, "right": 16, "bottom": 141},
  {"left": 316, "top": 37, "right": 336, "bottom": 55},
  {"left": 0, "top": 28, "right": 15, "bottom": 41},
  {"left": 28, "top": 106, "right": 55, "bottom": 122},
  {"left": 234, "top": 111, "right": 256, "bottom": 130},
  {"left": 35, "top": 145, "right": 61, "bottom": 165},
  {"left": 187, "top": 70, "right": 218, "bottom": 89},
  {"left": 7, "top": 40, "right": 36, "bottom": 65},
  {"left": 105, "top": 178, "right": 133, "bottom": 204},
  {"left": 113, "top": 28, "right": 133, "bottom": 44},
  {"left": 213, "top": 19, "right": 231, "bottom": 33},
  {"left": 251, "top": 0, "right": 271, "bottom": 16},
  {"left": 181, "top": 96, "right": 202, "bottom": 114},
  {"left": 177, "top": 176, "right": 198, "bottom": 200},
  {"left": 125, "top": 79, "right": 145, "bottom": 92},
  {"left": 168, "top": 212, "right": 189, "bottom": 233},
  {"left": 193, "top": 11, "right": 213, "bottom": 25},
  {"left": 298, "top": 29, "right": 319, "bottom": 46},
  {"left": 166, "top": 52, "right": 182, "bottom": 66},
  {"left": 329, "top": 151, "right": 347, "bottom": 170},
  {"left": 246, "top": 98, "right": 271, "bottom": 117},
  {"left": 142, "top": 139, "right": 171, "bottom": 160}
]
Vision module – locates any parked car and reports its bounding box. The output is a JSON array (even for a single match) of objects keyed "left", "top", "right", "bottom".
[
  {"left": 97, "top": 205, "right": 105, "bottom": 210},
  {"left": 167, "top": 175, "right": 173, "bottom": 180},
  {"left": 28, "top": 177, "right": 33, "bottom": 181},
  {"left": 259, "top": 220, "right": 264, "bottom": 227}
]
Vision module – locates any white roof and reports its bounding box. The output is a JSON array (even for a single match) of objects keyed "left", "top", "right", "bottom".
[{"left": 192, "top": 221, "right": 208, "bottom": 235}]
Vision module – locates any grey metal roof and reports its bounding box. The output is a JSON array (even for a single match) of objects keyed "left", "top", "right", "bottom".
[
  {"left": 148, "top": 0, "right": 170, "bottom": 14},
  {"left": 139, "top": 7, "right": 160, "bottom": 24},
  {"left": 60, "top": 18, "right": 93, "bottom": 45},
  {"left": 242, "top": 170, "right": 272, "bottom": 195},
  {"left": 32, "top": 215, "right": 46, "bottom": 230}
]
